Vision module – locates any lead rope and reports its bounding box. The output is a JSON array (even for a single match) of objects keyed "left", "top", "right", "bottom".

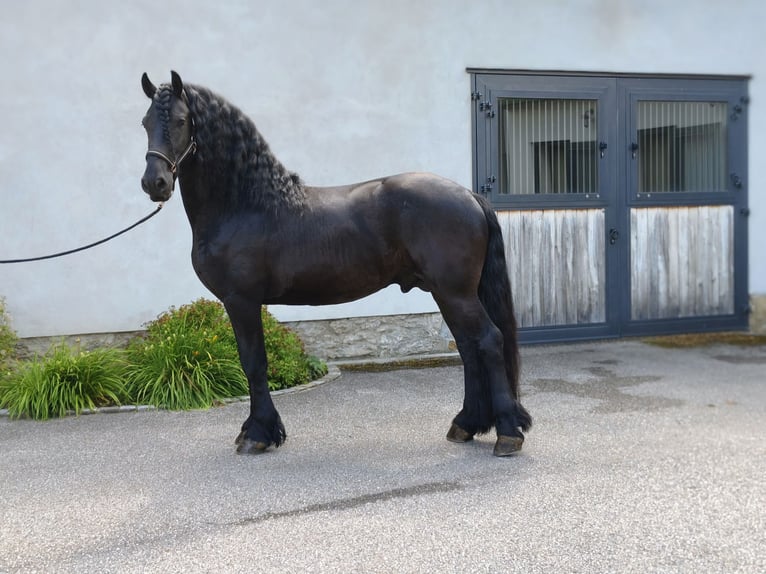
[{"left": 0, "top": 203, "right": 164, "bottom": 264}]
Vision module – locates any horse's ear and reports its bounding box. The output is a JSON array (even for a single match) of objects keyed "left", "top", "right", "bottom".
[
  {"left": 141, "top": 73, "right": 156, "bottom": 99},
  {"left": 170, "top": 70, "right": 184, "bottom": 98}
]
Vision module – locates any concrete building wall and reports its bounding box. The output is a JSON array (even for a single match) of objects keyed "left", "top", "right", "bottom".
[{"left": 1, "top": 0, "right": 764, "bottom": 338}]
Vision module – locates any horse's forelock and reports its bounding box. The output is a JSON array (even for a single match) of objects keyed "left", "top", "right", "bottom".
[{"left": 151, "top": 85, "right": 174, "bottom": 146}]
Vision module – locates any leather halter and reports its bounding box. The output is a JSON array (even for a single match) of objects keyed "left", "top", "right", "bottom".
[
  {"left": 145, "top": 92, "right": 197, "bottom": 177},
  {"left": 145, "top": 137, "right": 196, "bottom": 176}
]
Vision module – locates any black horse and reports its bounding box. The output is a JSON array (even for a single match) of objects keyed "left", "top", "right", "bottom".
[{"left": 140, "top": 71, "right": 531, "bottom": 457}]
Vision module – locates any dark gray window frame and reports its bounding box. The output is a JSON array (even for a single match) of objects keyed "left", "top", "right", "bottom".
[{"left": 472, "top": 73, "right": 617, "bottom": 209}]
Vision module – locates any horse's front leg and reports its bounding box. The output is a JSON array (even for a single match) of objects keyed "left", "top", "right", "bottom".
[{"left": 224, "top": 296, "right": 286, "bottom": 454}]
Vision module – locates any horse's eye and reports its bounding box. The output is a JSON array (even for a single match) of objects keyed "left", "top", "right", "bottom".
[{"left": 176, "top": 118, "right": 186, "bottom": 128}]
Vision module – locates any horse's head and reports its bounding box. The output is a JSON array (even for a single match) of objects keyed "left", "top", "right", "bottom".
[{"left": 140, "top": 71, "right": 196, "bottom": 202}]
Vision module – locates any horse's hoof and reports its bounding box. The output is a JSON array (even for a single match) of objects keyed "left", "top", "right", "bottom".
[
  {"left": 493, "top": 435, "right": 524, "bottom": 457},
  {"left": 446, "top": 423, "right": 474, "bottom": 443},
  {"left": 236, "top": 438, "right": 270, "bottom": 455},
  {"left": 235, "top": 430, "right": 246, "bottom": 446}
]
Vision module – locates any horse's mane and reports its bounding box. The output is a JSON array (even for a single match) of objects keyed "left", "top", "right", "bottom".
[{"left": 169, "top": 83, "right": 307, "bottom": 212}]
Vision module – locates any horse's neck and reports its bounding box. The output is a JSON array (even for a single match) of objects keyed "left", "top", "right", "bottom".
[{"left": 177, "top": 164, "right": 217, "bottom": 229}]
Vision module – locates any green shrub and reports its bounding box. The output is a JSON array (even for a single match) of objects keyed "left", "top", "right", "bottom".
[
  {"left": 306, "top": 354, "right": 330, "bottom": 381},
  {"left": 124, "top": 299, "right": 247, "bottom": 410},
  {"left": 262, "top": 309, "right": 322, "bottom": 390},
  {"left": 0, "top": 343, "right": 127, "bottom": 420},
  {"left": 0, "top": 297, "right": 18, "bottom": 377},
  {"left": 0, "top": 298, "right": 328, "bottom": 416}
]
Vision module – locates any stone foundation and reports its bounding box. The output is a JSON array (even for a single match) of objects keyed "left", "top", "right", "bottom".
[
  {"left": 751, "top": 294, "right": 766, "bottom": 334},
  {"left": 285, "top": 312, "right": 455, "bottom": 360},
  {"left": 16, "top": 314, "right": 455, "bottom": 361}
]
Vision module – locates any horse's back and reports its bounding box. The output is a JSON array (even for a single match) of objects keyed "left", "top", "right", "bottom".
[
  {"left": 377, "top": 172, "right": 482, "bottom": 213},
  {"left": 304, "top": 171, "right": 487, "bottom": 243},
  {"left": 325, "top": 172, "right": 486, "bottom": 236}
]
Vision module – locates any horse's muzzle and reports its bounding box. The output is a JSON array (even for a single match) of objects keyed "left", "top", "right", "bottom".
[{"left": 141, "top": 170, "right": 174, "bottom": 202}]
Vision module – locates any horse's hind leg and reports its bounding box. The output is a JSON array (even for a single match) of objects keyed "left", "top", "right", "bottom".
[
  {"left": 446, "top": 342, "right": 491, "bottom": 442},
  {"left": 437, "top": 295, "right": 527, "bottom": 456}
]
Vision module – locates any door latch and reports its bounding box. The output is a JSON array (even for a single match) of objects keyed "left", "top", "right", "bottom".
[{"left": 609, "top": 228, "right": 620, "bottom": 245}]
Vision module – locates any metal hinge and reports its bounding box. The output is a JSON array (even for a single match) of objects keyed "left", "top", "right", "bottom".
[
  {"left": 742, "top": 303, "right": 752, "bottom": 315},
  {"left": 471, "top": 91, "right": 483, "bottom": 101},
  {"left": 731, "top": 96, "right": 749, "bottom": 121},
  {"left": 479, "top": 101, "right": 495, "bottom": 118},
  {"left": 740, "top": 207, "right": 750, "bottom": 217},
  {"left": 480, "top": 176, "right": 496, "bottom": 194}
]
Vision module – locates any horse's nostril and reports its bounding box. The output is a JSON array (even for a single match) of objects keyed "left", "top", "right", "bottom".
[
  {"left": 141, "top": 177, "right": 150, "bottom": 193},
  {"left": 155, "top": 177, "right": 167, "bottom": 190}
]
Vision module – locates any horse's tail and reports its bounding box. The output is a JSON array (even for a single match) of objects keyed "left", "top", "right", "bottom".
[{"left": 474, "top": 194, "right": 532, "bottom": 432}]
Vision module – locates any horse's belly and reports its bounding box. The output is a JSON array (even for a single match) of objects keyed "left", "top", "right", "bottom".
[
  {"left": 266, "top": 263, "right": 399, "bottom": 306},
  {"left": 266, "top": 281, "right": 391, "bottom": 306}
]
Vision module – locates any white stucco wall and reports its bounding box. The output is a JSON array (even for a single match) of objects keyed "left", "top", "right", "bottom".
[{"left": 1, "top": 0, "right": 764, "bottom": 337}]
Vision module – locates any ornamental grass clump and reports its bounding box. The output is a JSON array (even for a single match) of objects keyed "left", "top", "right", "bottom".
[
  {"left": 124, "top": 299, "right": 248, "bottom": 410},
  {"left": 0, "top": 342, "right": 127, "bottom": 420}
]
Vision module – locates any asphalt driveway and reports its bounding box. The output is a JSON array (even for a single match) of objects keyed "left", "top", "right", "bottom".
[{"left": 1, "top": 339, "right": 764, "bottom": 573}]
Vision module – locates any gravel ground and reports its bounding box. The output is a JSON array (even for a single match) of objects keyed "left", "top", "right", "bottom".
[{"left": 1, "top": 339, "right": 764, "bottom": 573}]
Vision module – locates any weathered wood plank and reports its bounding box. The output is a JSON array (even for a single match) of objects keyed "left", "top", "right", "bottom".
[
  {"left": 498, "top": 209, "right": 606, "bottom": 328},
  {"left": 666, "top": 207, "right": 680, "bottom": 317},
  {"left": 630, "top": 206, "right": 734, "bottom": 320}
]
